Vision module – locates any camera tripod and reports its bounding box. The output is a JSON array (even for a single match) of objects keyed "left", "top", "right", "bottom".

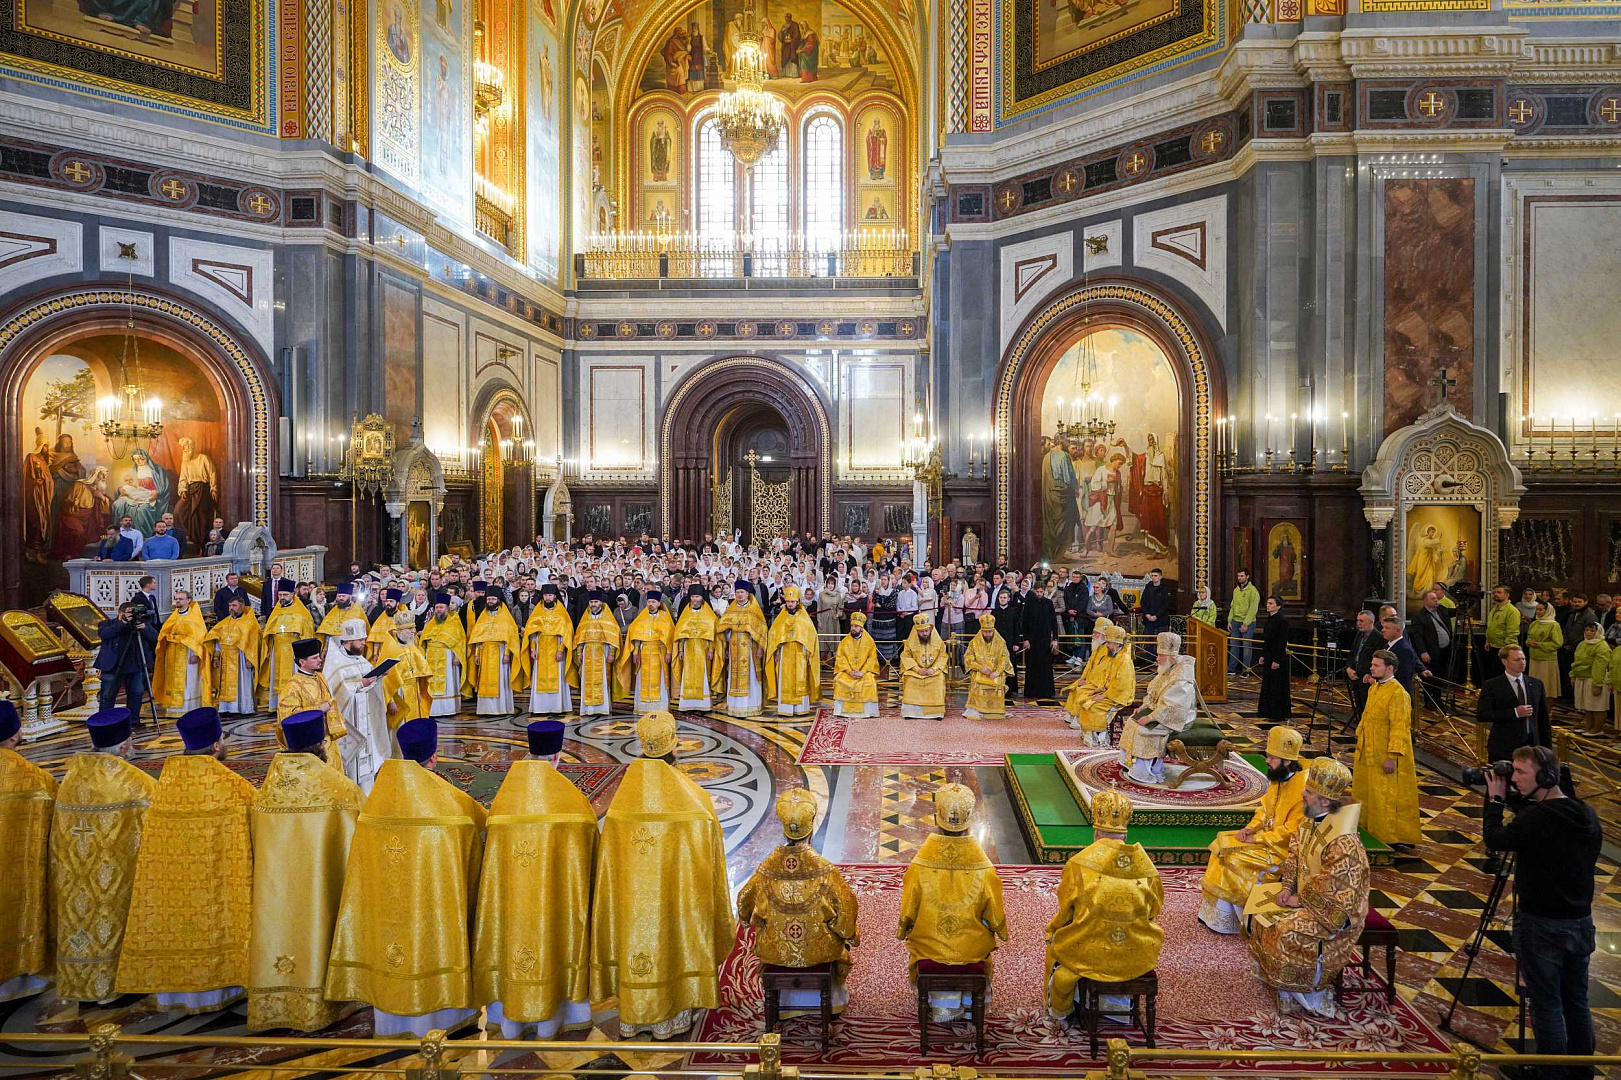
[
  {"left": 1300, "top": 621, "right": 1355, "bottom": 754},
  {"left": 1440, "top": 849, "right": 1527, "bottom": 1051}
]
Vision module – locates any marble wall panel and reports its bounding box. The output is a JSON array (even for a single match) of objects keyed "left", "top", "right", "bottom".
[{"left": 1382, "top": 178, "right": 1474, "bottom": 431}]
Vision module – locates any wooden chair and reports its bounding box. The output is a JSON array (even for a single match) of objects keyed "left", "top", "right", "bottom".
[
  {"left": 915, "top": 960, "right": 987, "bottom": 1056},
  {"left": 1334, "top": 910, "right": 1400, "bottom": 1006},
  {"left": 760, "top": 963, "right": 835, "bottom": 1052},
  {"left": 1076, "top": 971, "right": 1158, "bottom": 1058}
]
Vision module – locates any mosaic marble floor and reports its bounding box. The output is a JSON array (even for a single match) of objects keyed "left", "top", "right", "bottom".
[{"left": 6, "top": 671, "right": 1621, "bottom": 1076}]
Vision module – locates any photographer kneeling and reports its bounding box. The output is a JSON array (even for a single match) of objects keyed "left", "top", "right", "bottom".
[
  {"left": 1485, "top": 746, "right": 1601, "bottom": 1080},
  {"left": 96, "top": 601, "right": 159, "bottom": 721}
]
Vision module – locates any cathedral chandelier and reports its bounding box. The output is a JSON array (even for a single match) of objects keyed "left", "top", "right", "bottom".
[
  {"left": 714, "top": 4, "right": 785, "bottom": 168},
  {"left": 98, "top": 244, "right": 163, "bottom": 459},
  {"left": 1054, "top": 266, "right": 1115, "bottom": 441}
]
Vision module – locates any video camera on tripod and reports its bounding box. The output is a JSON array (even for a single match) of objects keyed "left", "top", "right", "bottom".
[{"left": 1442, "top": 579, "right": 1484, "bottom": 605}]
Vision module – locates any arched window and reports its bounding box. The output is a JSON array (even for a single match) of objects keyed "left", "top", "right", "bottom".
[
  {"left": 695, "top": 116, "right": 736, "bottom": 240},
  {"left": 749, "top": 141, "right": 790, "bottom": 273},
  {"left": 802, "top": 110, "right": 844, "bottom": 272}
]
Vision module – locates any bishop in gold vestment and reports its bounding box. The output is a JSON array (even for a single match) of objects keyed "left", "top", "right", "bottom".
[
  {"left": 832, "top": 614, "right": 879, "bottom": 718},
  {"left": 246, "top": 711, "right": 362, "bottom": 1031},
  {"left": 898, "top": 784, "right": 1007, "bottom": 1021},
  {"left": 899, "top": 623, "right": 949, "bottom": 719},
  {"left": 1352, "top": 653, "right": 1421, "bottom": 846},
  {"left": 673, "top": 588, "right": 720, "bottom": 711},
  {"left": 714, "top": 582, "right": 768, "bottom": 718},
  {"left": 1043, "top": 791, "right": 1162, "bottom": 1019},
  {"left": 0, "top": 702, "right": 56, "bottom": 1000},
  {"left": 616, "top": 591, "right": 676, "bottom": 712},
  {"left": 419, "top": 596, "right": 469, "bottom": 717},
  {"left": 378, "top": 611, "right": 434, "bottom": 730},
  {"left": 571, "top": 593, "right": 621, "bottom": 717},
  {"left": 1200, "top": 726, "right": 1308, "bottom": 934},
  {"left": 152, "top": 594, "right": 213, "bottom": 716},
  {"left": 521, "top": 585, "right": 575, "bottom": 714},
  {"left": 737, "top": 789, "right": 860, "bottom": 1013},
  {"left": 260, "top": 585, "right": 316, "bottom": 710},
  {"left": 1064, "top": 624, "right": 1136, "bottom": 745},
  {"left": 326, "top": 719, "right": 488, "bottom": 1036},
  {"left": 765, "top": 587, "right": 821, "bottom": 717},
  {"left": 962, "top": 615, "right": 1014, "bottom": 720},
  {"left": 474, "top": 720, "right": 598, "bottom": 1038},
  {"left": 589, "top": 711, "right": 735, "bottom": 1038},
  {"left": 116, "top": 709, "right": 256, "bottom": 1012},
  {"left": 50, "top": 708, "right": 156, "bottom": 1003},
  {"left": 204, "top": 598, "right": 261, "bottom": 714},
  {"left": 1248, "top": 758, "right": 1370, "bottom": 1018}
]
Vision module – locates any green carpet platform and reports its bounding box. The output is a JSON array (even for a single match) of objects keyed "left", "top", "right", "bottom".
[{"left": 1006, "top": 752, "right": 1395, "bottom": 867}]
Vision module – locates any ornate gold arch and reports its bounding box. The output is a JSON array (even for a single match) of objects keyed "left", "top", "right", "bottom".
[
  {"left": 472, "top": 384, "right": 532, "bottom": 554},
  {"left": 994, "top": 283, "right": 1216, "bottom": 589}
]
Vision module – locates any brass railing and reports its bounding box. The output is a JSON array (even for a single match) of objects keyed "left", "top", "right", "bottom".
[
  {"left": 579, "top": 229, "right": 916, "bottom": 280},
  {"left": 7, "top": 1027, "right": 1621, "bottom": 1080}
]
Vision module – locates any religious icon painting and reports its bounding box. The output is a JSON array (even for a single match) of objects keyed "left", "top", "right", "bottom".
[
  {"left": 1264, "top": 520, "right": 1305, "bottom": 603},
  {"left": 1403, "top": 504, "right": 1481, "bottom": 604}
]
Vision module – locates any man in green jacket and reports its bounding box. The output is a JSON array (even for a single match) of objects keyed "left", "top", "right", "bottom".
[
  {"left": 1484, "top": 585, "right": 1521, "bottom": 682},
  {"left": 1228, "top": 570, "right": 1261, "bottom": 675}
]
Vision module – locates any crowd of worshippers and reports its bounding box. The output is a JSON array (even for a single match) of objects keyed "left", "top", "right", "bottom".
[{"left": 0, "top": 702, "right": 1379, "bottom": 1032}]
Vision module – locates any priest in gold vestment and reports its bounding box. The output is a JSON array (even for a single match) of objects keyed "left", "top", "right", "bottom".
[
  {"left": 898, "top": 783, "right": 1007, "bottom": 1021},
  {"left": 204, "top": 595, "right": 261, "bottom": 715},
  {"left": 962, "top": 615, "right": 1014, "bottom": 720},
  {"left": 419, "top": 595, "right": 469, "bottom": 717},
  {"left": 1352, "top": 650, "right": 1421, "bottom": 847},
  {"left": 1248, "top": 757, "right": 1370, "bottom": 1018},
  {"left": 315, "top": 582, "right": 364, "bottom": 644},
  {"left": 152, "top": 591, "right": 213, "bottom": 716},
  {"left": 365, "top": 588, "right": 406, "bottom": 660},
  {"left": 589, "top": 711, "right": 735, "bottom": 1038},
  {"left": 474, "top": 720, "right": 598, "bottom": 1038},
  {"left": 468, "top": 595, "right": 522, "bottom": 715},
  {"left": 714, "top": 581, "right": 768, "bottom": 718},
  {"left": 1199, "top": 726, "right": 1308, "bottom": 934},
  {"left": 673, "top": 587, "right": 721, "bottom": 711},
  {"left": 326, "top": 718, "right": 488, "bottom": 1036},
  {"left": 116, "top": 708, "right": 256, "bottom": 1012},
  {"left": 1043, "top": 791, "right": 1162, "bottom": 1019},
  {"left": 246, "top": 710, "right": 362, "bottom": 1031},
  {"left": 765, "top": 586, "right": 821, "bottom": 717},
  {"left": 737, "top": 789, "right": 860, "bottom": 1013},
  {"left": 50, "top": 708, "right": 156, "bottom": 1003},
  {"left": 1063, "top": 623, "right": 1136, "bottom": 745},
  {"left": 899, "top": 622, "right": 949, "bottom": 719},
  {"left": 521, "top": 584, "right": 575, "bottom": 715},
  {"left": 0, "top": 701, "right": 56, "bottom": 1000},
  {"left": 571, "top": 591, "right": 621, "bottom": 717},
  {"left": 259, "top": 582, "right": 315, "bottom": 711},
  {"left": 276, "top": 638, "right": 347, "bottom": 758},
  {"left": 616, "top": 590, "right": 676, "bottom": 712},
  {"left": 378, "top": 610, "right": 434, "bottom": 731},
  {"left": 832, "top": 613, "right": 879, "bottom": 718}
]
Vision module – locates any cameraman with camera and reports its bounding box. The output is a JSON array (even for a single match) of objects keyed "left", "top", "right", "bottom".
[
  {"left": 96, "top": 600, "right": 159, "bottom": 720},
  {"left": 1484, "top": 746, "right": 1601, "bottom": 1080}
]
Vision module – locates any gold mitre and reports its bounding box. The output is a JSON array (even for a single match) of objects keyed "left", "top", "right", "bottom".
[
  {"left": 1089, "top": 790, "right": 1134, "bottom": 833},
  {"left": 978, "top": 613, "right": 996, "bottom": 630},
  {"left": 849, "top": 611, "right": 867, "bottom": 627},
  {"left": 1265, "top": 725, "right": 1303, "bottom": 762},
  {"left": 776, "top": 788, "right": 817, "bottom": 841},
  {"left": 1091, "top": 617, "right": 1115, "bottom": 635},
  {"left": 1155, "top": 631, "right": 1182, "bottom": 656},
  {"left": 1101, "top": 623, "right": 1129, "bottom": 645},
  {"left": 783, "top": 585, "right": 801, "bottom": 603},
  {"left": 934, "top": 782, "right": 975, "bottom": 832},
  {"left": 637, "top": 710, "right": 679, "bottom": 758},
  {"left": 1304, "top": 756, "right": 1352, "bottom": 800},
  {"left": 393, "top": 609, "right": 416, "bottom": 629}
]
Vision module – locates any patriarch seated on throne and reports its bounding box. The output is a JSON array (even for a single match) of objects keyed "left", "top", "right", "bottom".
[{"left": 1119, "top": 632, "right": 1224, "bottom": 785}]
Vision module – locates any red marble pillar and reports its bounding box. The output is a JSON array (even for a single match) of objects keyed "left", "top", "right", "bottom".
[{"left": 1383, "top": 177, "right": 1475, "bottom": 431}]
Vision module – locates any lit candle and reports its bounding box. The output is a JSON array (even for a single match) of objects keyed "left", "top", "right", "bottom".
[
  {"left": 1290, "top": 412, "right": 1298, "bottom": 453},
  {"left": 1613, "top": 414, "right": 1619, "bottom": 459},
  {"left": 1340, "top": 410, "right": 1349, "bottom": 464},
  {"left": 1529, "top": 414, "right": 1537, "bottom": 463},
  {"left": 1109, "top": 395, "right": 1118, "bottom": 420},
  {"left": 1265, "top": 414, "right": 1275, "bottom": 454}
]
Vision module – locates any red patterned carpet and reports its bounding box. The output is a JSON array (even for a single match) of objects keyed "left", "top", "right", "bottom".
[
  {"left": 693, "top": 866, "right": 1450, "bottom": 1075},
  {"left": 797, "top": 706, "right": 1084, "bottom": 766}
]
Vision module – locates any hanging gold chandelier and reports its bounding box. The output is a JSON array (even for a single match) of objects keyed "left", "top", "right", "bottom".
[
  {"left": 715, "top": 6, "right": 784, "bottom": 168},
  {"left": 98, "top": 246, "right": 163, "bottom": 459}
]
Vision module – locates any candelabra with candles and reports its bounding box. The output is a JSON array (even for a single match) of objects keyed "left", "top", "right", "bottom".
[
  {"left": 965, "top": 431, "right": 991, "bottom": 479},
  {"left": 1515, "top": 413, "right": 1621, "bottom": 472}
]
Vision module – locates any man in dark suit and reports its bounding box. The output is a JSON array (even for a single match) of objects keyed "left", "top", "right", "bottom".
[
  {"left": 213, "top": 571, "right": 252, "bottom": 621},
  {"left": 1477, "top": 643, "right": 1552, "bottom": 763},
  {"left": 1342, "top": 609, "right": 1380, "bottom": 717},
  {"left": 96, "top": 600, "right": 160, "bottom": 721},
  {"left": 1408, "top": 589, "right": 1453, "bottom": 684},
  {"left": 1380, "top": 616, "right": 1422, "bottom": 695}
]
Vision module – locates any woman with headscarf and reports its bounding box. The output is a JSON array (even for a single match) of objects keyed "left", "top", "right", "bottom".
[
  {"left": 1257, "top": 595, "right": 1292, "bottom": 723},
  {"left": 1526, "top": 600, "right": 1564, "bottom": 692}
]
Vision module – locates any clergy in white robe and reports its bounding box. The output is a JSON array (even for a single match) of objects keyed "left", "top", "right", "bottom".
[{"left": 324, "top": 619, "right": 391, "bottom": 793}]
